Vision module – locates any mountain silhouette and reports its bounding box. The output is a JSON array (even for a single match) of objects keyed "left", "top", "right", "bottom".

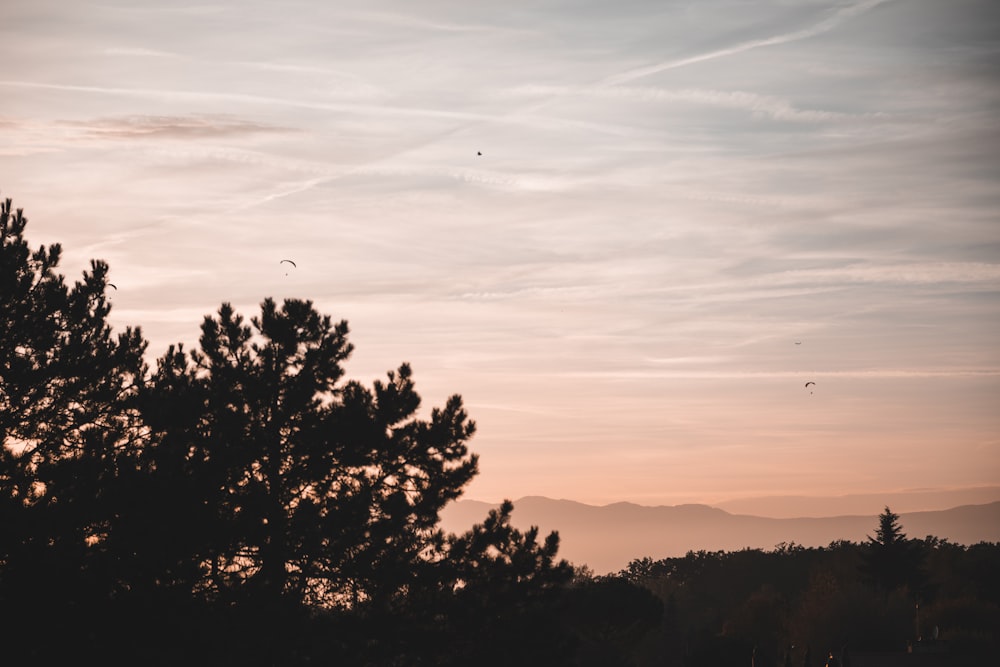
[{"left": 440, "top": 497, "right": 1000, "bottom": 574}]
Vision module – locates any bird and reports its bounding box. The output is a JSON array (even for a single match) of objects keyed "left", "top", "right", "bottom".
[
  {"left": 794, "top": 341, "right": 801, "bottom": 345},
  {"left": 477, "top": 151, "right": 482, "bottom": 156}
]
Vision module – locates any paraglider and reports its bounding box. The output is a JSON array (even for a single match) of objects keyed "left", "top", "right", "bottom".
[
  {"left": 108, "top": 283, "right": 117, "bottom": 290},
  {"left": 280, "top": 259, "right": 296, "bottom": 276},
  {"left": 805, "top": 381, "right": 815, "bottom": 395}
]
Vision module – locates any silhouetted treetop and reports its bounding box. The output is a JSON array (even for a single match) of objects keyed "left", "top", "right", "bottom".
[
  {"left": 0, "top": 190, "right": 610, "bottom": 664},
  {"left": 870, "top": 506, "right": 906, "bottom": 547},
  {"left": 861, "top": 506, "right": 926, "bottom": 594},
  {"left": 2, "top": 193, "right": 146, "bottom": 514},
  {"left": 133, "top": 296, "right": 483, "bottom": 609},
  {"left": 2, "top": 193, "right": 150, "bottom": 661},
  {"left": 1, "top": 197, "right": 146, "bottom": 469}
]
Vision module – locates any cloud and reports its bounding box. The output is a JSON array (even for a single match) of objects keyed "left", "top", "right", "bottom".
[
  {"left": 555, "top": 368, "right": 1000, "bottom": 381},
  {"left": 0, "top": 78, "right": 672, "bottom": 141},
  {"left": 761, "top": 262, "right": 1000, "bottom": 287},
  {"left": 0, "top": 79, "right": 505, "bottom": 122},
  {"left": 0, "top": 114, "right": 296, "bottom": 161},
  {"left": 601, "top": 0, "right": 894, "bottom": 85},
  {"left": 230, "top": 62, "right": 389, "bottom": 99},
  {"left": 508, "top": 84, "right": 890, "bottom": 124},
  {"left": 102, "top": 47, "right": 178, "bottom": 58},
  {"left": 634, "top": 87, "right": 883, "bottom": 123},
  {"left": 645, "top": 355, "right": 735, "bottom": 365},
  {"left": 141, "top": 145, "right": 331, "bottom": 175},
  {"left": 453, "top": 261, "right": 1000, "bottom": 310},
  {"left": 63, "top": 114, "right": 292, "bottom": 140},
  {"left": 351, "top": 10, "right": 533, "bottom": 35},
  {"left": 628, "top": 264, "right": 1000, "bottom": 316}
]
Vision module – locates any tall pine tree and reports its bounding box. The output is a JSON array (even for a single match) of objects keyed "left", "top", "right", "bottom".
[
  {"left": 2, "top": 191, "right": 577, "bottom": 663},
  {"left": 861, "top": 506, "right": 925, "bottom": 594},
  {"left": 1, "top": 194, "right": 148, "bottom": 655},
  {"left": 136, "top": 298, "right": 482, "bottom": 611}
]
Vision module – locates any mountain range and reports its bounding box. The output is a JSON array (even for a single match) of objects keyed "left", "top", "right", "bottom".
[
  {"left": 713, "top": 485, "right": 1000, "bottom": 518},
  {"left": 439, "top": 496, "right": 1000, "bottom": 575}
]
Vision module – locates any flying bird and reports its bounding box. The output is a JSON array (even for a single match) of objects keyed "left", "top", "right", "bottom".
[
  {"left": 794, "top": 341, "right": 801, "bottom": 345},
  {"left": 477, "top": 151, "right": 482, "bottom": 156}
]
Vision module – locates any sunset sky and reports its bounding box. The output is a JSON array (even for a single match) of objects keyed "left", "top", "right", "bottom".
[{"left": 2, "top": 0, "right": 998, "bottom": 508}]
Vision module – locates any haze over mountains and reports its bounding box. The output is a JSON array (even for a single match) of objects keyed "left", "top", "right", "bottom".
[
  {"left": 440, "top": 488, "right": 1000, "bottom": 575},
  {"left": 714, "top": 485, "right": 1000, "bottom": 518}
]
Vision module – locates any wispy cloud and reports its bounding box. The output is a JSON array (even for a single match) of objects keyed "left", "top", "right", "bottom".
[
  {"left": 509, "top": 84, "right": 891, "bottom": 124},
  {"left": 645, "top": 355, "right": 735, "bottom": 366},
  {"left": 3, "top": 0, "right": 997, "bottom": 506},
  {"left": 101, "top": 47, "right": 179, "bottom": 58},
  {"left": 555, "top": 368, "right": 1000, "bottom": 380},
  {"left": 0, "top": 80, "right": 653, "bottom": 139},
  {"left": 351, "top": 10, "right": 533, "bottom": 35},
  {"left": 602, "top": 0, "right": 894, "bottom": 85},
  {"left": 753, "top": 262, "right": 1000, "bottom": 287},
  {"left": 63, "top": 114, "right": 292, "bottom": 140}
]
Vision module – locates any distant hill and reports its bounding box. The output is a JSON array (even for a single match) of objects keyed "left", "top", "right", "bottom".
[
  {"left": 714, "top": 485, "right": 1000, "bottom": 518},
  {"left": 439, "top": 497, "right": 1000, "bottom": 575}
]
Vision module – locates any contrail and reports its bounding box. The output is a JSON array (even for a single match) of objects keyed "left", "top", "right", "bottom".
[
  {"left": 406, "top": 0, "right": 895, "bottom": 149},
  {"left": 601, "top": 0, "right": 893, "bottom": 86},
  {"left": 238, "top": 0, "right": 892, "bottom": 212},
  {"left": 0, "top": 0, "right": 893, "bottom": 211},
  {"left": 0, "top": 79, "right": 505, "bottom": 124}
]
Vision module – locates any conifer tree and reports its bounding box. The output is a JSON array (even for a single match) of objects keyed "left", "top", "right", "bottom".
[
  {"left": 2, "top": 191, "right": 578, "bottom": 662},
  {"left": 1, "top": 194, "right": 148, "bottom": 654},
  {"left": 860, "top": 506, "right": 924, "bottom": 593},
  {"left": 401, "top": 500, "right": 577, "bottom": 667},
  {"left": 137, "top": 298, "right": 481, "bottom": 610},
  {"left": 1, "top": 196, "right": 146, "bottom": 498}
]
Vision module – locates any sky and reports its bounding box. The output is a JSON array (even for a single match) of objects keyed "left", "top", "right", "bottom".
[{"left": 2, "top": 0, "right": 998, "bottom": 508}]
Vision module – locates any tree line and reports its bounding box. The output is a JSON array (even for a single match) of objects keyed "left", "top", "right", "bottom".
[
  {"left": 616, "top": 508, "right": 1000, "bottom": 666},
  {"left": 2, "top": 192, "right": 997, "bottom": 665},
  {"left": 1, "top": 194, "right": 667, "bottom": 665}
]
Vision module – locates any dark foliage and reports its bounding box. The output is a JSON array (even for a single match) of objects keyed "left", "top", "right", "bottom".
[
  {"left": 562, "top": 575, "right": 664, "bottom": 666},
  {"left": 2, "top": 191, "right": 995, "bottom": 665},
  {"left": 4, "top": 193, "right": 640, "bottom": 665},
  {"left": 860, "top": 506, "right": 926, "bottom": 594},
  {"left": 1, "top": 195, "right": 150, "bottom": 655},
  {"left": 620, "top": 531, "right": 1000, "bottom": 666}
]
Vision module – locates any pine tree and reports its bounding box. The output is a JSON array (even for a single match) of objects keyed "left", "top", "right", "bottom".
[
  {"left": 1, "top": 194, "right": 148, "bottom": 657},
  {"left": 405, "top": 500, "right": 577, "bottom": 667},
  {"left": 137, "top": 298, "right": 481, "bottom": 611},
  {"left": 2, "top": 191, "right": 578, "bottom": 661},
  {"left": 860, "top": 506, "right": 924, "bottom": 593}
]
